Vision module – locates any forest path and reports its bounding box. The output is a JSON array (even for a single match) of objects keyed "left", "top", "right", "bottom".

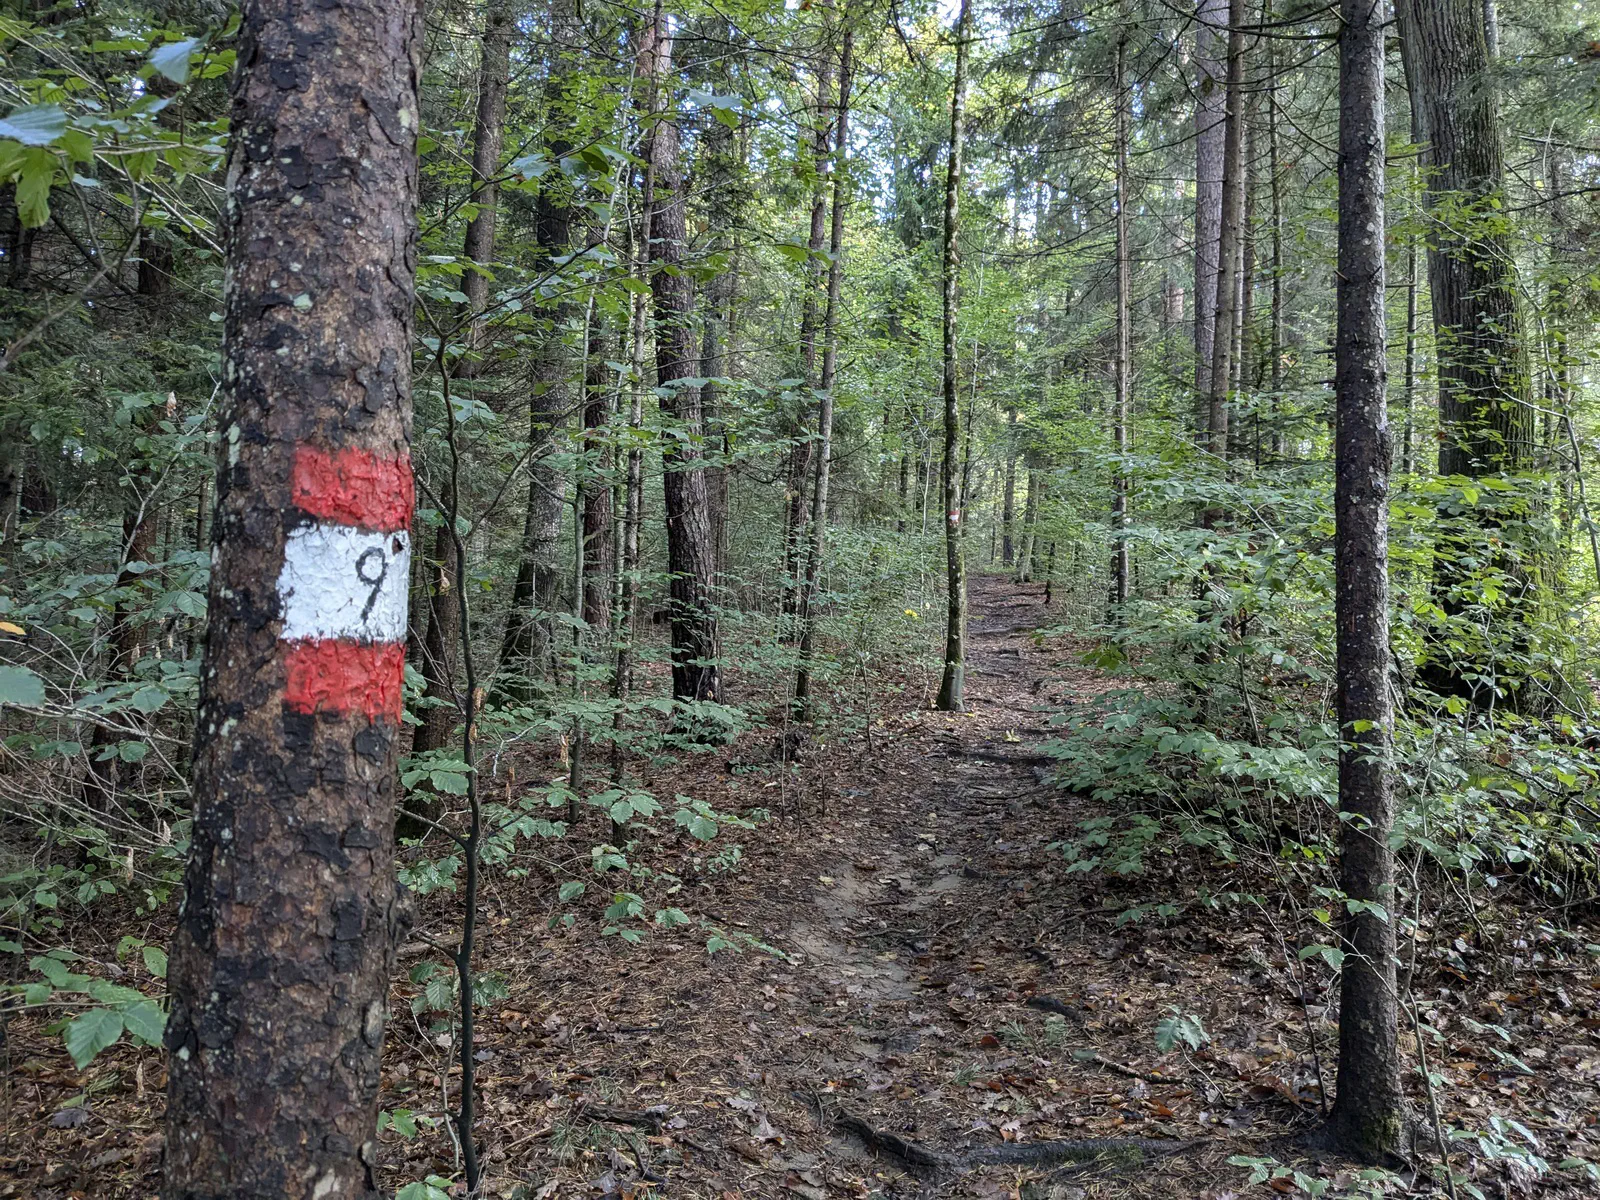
[{"left": 388, "top": 573, "right": 1272, "bottom": 1200}]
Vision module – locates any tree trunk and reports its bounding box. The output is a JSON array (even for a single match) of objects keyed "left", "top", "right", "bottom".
[
  {"left": 1016, "top": 464, "right": 1040, "bottom": 584},
  {"left": 420, "top": 0, "right": 510, "bottom": 733},
  {"left": 163, "top": 2, "right": 420, "bottom": 1195},
  {"left": 1400, "top": 0, "right": 1534, "bottom": 704},
  {"left": 1193, "top": 0, "right": 1228, "bottom": 431},
  {"left": 643, "top": 15, "right": 719, "bottom": 704},
  {"left": 499, "top": 0, "right": 579, "bottom": 701},
  {"left": 1327, "top": 0, "right": 1405, "bottom": 1161},
  {"left": 936, "top": 0, "right": 972, "bottom": 713},
  {"left": 1001, "top": 407, "right": 1017, "bottom": 566},
  {"left": 1206, "top": 0, "right": 1247, "bottom": 469},
  {"left": 1110, "top": 5, "right": 1132, "bottom": 613},
  {"left": 781, "top": 43, "right": 836, "bottom": 623},
  {"left": 795, "top": 26, "right": 853, "bottom": 719}
]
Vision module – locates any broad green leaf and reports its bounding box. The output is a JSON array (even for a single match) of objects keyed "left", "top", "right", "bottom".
[
  {"left": 120, "top": 999, "right": 166, "bottom": 1044},
  {"left": 0, "top": 664, "right": 45, "bottom": 707},
  {"left": 149, "top": 38, "right": 201, "bottom": 84},
  {"left": 0, "top": 103, "right": 66, "bottom": 146},
  {"left": 63, "top": 1007, "right": 123, "bottom": 1067},
  {"left": 141, "top": 946, "right": 167, "bottom": 978}
]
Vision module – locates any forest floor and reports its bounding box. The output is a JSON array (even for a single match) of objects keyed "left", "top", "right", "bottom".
[{"left": 5, "top": 574, "right": 1600, "bottom": 1199}]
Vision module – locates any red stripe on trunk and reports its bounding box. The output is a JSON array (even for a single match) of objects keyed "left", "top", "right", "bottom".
[
  {"left": 291, "top": 445, "right": 414, "bottom": 533},
  {"left": 284, "top": 639, "right": 406, "bottom": 722}
]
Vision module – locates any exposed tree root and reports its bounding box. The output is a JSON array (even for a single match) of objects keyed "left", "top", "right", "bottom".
[{"left": 833, "top": 1108, "right": 1198, "bottom": 1181}]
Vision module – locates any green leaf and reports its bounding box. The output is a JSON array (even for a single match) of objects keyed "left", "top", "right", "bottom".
[
  {"left": 149, "top": 38, "right": 201, "bottom": 85},
  {"left": 0, "top": 664, "right": 45, "bottom": 707},
  {"left": 430, "top": 769, "right": 469, "bottom": 795},
  {"left": 120, "top": 999, "right": 166, "bottom": 1045},
  {"left": 0, "top": 103, "right": 67, "bottom": 146},
  {"left": 558, "top": 881, "right": 585, "bottom": 903},
  {"left": 128, "top": 686, "right": 169, "bottom": 714},
  {"left": 14, "top": 147, "right": 54, "bottom": 228},
  {"left": 141, "top": 946, "right": 167, "bottom": 978},
  {"left": 63, "top": 1007, "right": 123, "bottom": 1067}
]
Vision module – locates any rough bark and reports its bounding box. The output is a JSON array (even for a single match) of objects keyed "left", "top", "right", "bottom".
[
  {"left": 643, "top": 16, "right": 719, "bottom": 704},
  {"left": 1111, "top": 6, "right": 1132, "bottom": 612},
  {"left": 1193, "top": 0, "right": 1228, "bottom": 426},
  {"left": 1001, "top": 406, "right": 1017, "bottom": 565},
  {"left": 1400, "top": 0, "right": 1534, "bottom": 704},
  {"left": 936, "top": 0, "right": 972, "bottom": 713},
  {"left": 163, "top": 2, "right": 420, "bottom": 1196},
  {"left": 1328, "top": 0, "right": 1405, "bottom": 1161},
  {"left": 1206, "top": 0, "right": 1247, "bottom": 467}
]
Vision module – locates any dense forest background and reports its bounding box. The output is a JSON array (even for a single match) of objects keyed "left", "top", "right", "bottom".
[{"left": 5, "top": 0, "right": 1600, "bottom": 1196}]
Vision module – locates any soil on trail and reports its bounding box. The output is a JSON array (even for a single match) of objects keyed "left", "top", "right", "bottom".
[{"left": 8, "top": 574, "right": 1600, "bottom": 1199}]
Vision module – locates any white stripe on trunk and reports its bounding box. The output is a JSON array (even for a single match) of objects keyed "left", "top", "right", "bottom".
[{"left": 278, "top": 525, "right": 411, "bottom": 642}]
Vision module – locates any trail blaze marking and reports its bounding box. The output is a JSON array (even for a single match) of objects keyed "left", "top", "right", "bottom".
[{"left": 278, "top": 445, "right": 413, "bottom": 721}]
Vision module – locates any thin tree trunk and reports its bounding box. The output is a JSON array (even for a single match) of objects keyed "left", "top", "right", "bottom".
[
  {"left": 1111, "top": 4, "right": 1132, "bottom": 613},
  {"left": 1327, "top": 0, "right": 1404, "bottom": 1161},
  {"left": 421, "top": 0, "right": 510, "bottom": 735},
  {"left": 1193, "top": 0, "right": 1228, "bottom": 432},
  {"left": 163, "top": 1, "right": 420, "bottom": 1194},
  {"left": 1002, "top": 406, "right": 1017, "bottom": 565},
  {"left": 936, "top": 0, "right": 972, "bottom": 713},
  {"left": 795, "top": 25, "right": 853, "bottom": 719},
  {"left": 1016, "top": 464, "right": 1040, "bottom": 583},
  {"left": 781, "top": 43, "right": 836, "bottom": 622},
  {"left": 1206, "top": 0, "right": 1247, "bottom": 469}
]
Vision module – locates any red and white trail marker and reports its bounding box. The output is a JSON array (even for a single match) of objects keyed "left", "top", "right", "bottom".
[{"left": 278, "top": 445, "right": 414, "bottom": 722}]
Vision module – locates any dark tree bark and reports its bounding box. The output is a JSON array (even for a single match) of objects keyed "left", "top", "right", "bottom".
[
  {"left": 936, "top": 0, "right": 972, "bottom": 713},
  {"left": 1015, "top": 462, "right": 1041, "bottom": 584},
  {"left": 1399, "top": 0, "right": 1534, "bottom": 704},
  {"left": 1001, "top": 406, "right": 1017, "bottom": 565},
  {"left": 1205, "top": 0, "right": 1247, "bottom": 468},
  {"left": 643, "top": 14, "right": 719, "bottom": 704},
  {"left": 1193, "top": 0, "right": 1227, "bottom": 426},
  {"left": 499, "top": 0, "right": 577, "bottom": 701},
  {"left": 1328, "top": 0, "right": 1406, "bottom": 1162},
  {"left": 163, "top": 1, "right": 420, "bottom": 1196},
  {"left": 1110, "top": 3, "right": 1132, "bottom": 613}
]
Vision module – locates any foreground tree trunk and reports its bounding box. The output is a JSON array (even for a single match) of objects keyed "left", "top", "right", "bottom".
[
  {"left": 936, "top": 0, "right": 972, "bottom": 713},
  {"left": 644, "top": 15, "right": 719, "bottom": 704},
  {"left": 163, "top": 2, "right": 420, "bottom": 1195},
  {"left": 1328, "top": 0, "right": 1405, "bottom": 1161}
]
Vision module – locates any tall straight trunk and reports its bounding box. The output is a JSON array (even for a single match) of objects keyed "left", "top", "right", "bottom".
[
  {"left": 499, "top": 0, "right": 579, "bottom": 700},
  {"left": 1110, "top": 6, "right": 1132, "bottom": 612},
  {"left": 1327, "top": 0, "right": 1404, "bottom": 1161},
  {"left": 1266, "top": 18, "right": 1285, "bottom": 462},
  {"left": 1001, "top": 406, "right": 1017, "bottom": 565},
  {"left": 1400, "top": 0, "right": 1533, "bottom": 703},
  {"left": 643, "top": 15, "right": 719, "bottom": 703},
  {"left": 1206, "top": 0, "right": 1247, "bottom": 467},
  {"left": 581, "top": 334, "right": 614, "bottom": 632},
  {"left": 794, "top": 26, "right": 853, "bottom": 718},
  {"left": 1398, "top": 1, "right": 1425, "bottom": 478},
  {"left": 163, "top": 1, "right": 420, "bottom": 1195},
  {"left": 781, "top": 45, "right": 836, "bottom": 620},
  {"left": 1236, "top": 93, "right": 1258, "bottom": 461},
  {"left": 1193, "top": 0, "right": 1228, "bottom": 429},
  {"left": 1016, "top": 464, "right": 1041, "bottom": 583},
  {"left": 419, "top": 0, "right": 510, "bottom": 736},
  {"left": 936, "top": 0, "right": 972, "bottom": 713}
]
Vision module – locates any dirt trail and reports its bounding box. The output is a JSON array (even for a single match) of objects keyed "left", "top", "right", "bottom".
[{"left": 386, "top": 573, "right": 1255, "bottom": 1200}]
